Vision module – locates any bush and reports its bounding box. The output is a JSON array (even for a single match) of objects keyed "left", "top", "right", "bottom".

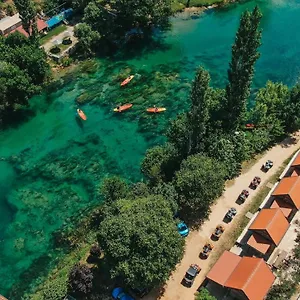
[
  {"left": 68, "top": 264, "right": 93, "bottom": 296},
  {"left": 90, "top": 244, "right": 101, "bottom": 257}
]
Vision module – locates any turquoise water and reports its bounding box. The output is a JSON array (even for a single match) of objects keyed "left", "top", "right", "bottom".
[{"left": 2, "top": 0, "right": 300, "bottom": 297}]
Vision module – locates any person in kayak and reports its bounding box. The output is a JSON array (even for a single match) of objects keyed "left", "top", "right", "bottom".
[
  {"left": 117, "top": 105, "right": 121, "bottom": 112},
  {"left": 154, "top": 105, "right": 158, "bottom": 113}
]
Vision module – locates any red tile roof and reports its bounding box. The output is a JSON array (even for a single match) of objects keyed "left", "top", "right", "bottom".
[
  {"left": 270, "top": 198, "right": 293, "bottom": 218},
  {"left": 207, "top": 251, "right": 275, "bottom": 300},
  {"left": 291, "top": 152, "right": 300, "bottom": 167},
  {"left": 249, "top": 208, "right": 289, "bottom": 245},
  {"left": 9, "top": 19, "right": 47, "bottom": 37},
  {"left": 272, "top": 177, "right": 300, "bottom": 209},
  {"left": 247, "top": 232, "right": 272, "bottom": 254}
]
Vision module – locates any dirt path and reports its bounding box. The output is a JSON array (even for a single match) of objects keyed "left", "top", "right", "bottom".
[{"left": 144, "top": 132, "right": 300, "bottom": 300}]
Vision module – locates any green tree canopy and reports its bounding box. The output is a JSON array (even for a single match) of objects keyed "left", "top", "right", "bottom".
[
  {"left": 223, "top": 6, "right": 262, "bottom": 131},
  {"left": 174, "top": 154, "right": 226, "bottom": 222},
  {"left": 141, "top": 143, "right": 180, "bottom": 184},
  {"left": 195, "top": 288, "right": 216, "bottom": 300},
  {"left": 83, "top": 0, "right": 172, "bottom": 41},
  {"left": 74, "top": 23, "right": 101, "bottom": 57},
  {"left": 97, "top": 196, "right": 184, "bottom": 289},
  {"left": 188, "top": 66, "right": 210, "bottom": 154},
  {"left": 14, "top": 0, "right": 38, "bottom": 40},
  {"left": 100, "top": 176, "right": 128, "bottom": 201}
]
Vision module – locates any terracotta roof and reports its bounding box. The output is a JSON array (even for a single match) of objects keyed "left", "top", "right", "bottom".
[
  {"left": 206, "top": 251, "right": 241, "bottom": 285},
  {"left": 0, "top": 295, "right": 8, "bottom": 300},
  {"left": 207, "top": 251, "right": 275, "bottom": 300},
  {"left": 247, "top": 232, "right": 272, "bottom": 254},
  {"left": 8, "top": 19, "right": 47, "bottom": 37},
  {"left": 272, "top": 177, "right": 300, "bottom": 209},
  {"left": 270, "top": 198, "right": 293, "bottom": 218},
  {"left": 249, "top": 208, "right": 289, "bottom": 245},
  {"left": 291, "top": 152, "right": 300, "bottom": 167}
]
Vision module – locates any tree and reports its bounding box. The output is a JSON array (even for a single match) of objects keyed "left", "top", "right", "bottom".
[
  {"left": 68, "top": 264, "right": 93, "bottom": 296},
  {"left": 250, "top": 81, "right": 289, "bottom": 141},
  {"left": 188, "top": 67, "right": 210, "bottom": 154},
  {"left": 174, "top": 154, "right": 226, "bottom": 222},
  {"left": 167, "top": 113, "right": 190, "bottom": 158},
  {"left": 128, "top": 182, "right": 150, "bottom": 199},
  {"left": 141, "top": 143, "right": 180, "bottom": 184},
  {"left": 90, "top": 244, "right": 101, "bottom": 257},
  {"left": 266, "top": 279, "right": 296, "bottom": 300},
  {"left": 100, "top": 176, "right": 128, "bottom": 201},
  {"left": 284, "top": 83, "right": 300, "bottom": 132},
  {"left": 223, "top": 6, "right": 262, "bottom": 132},
  {"left": 83, "top": 0, "right": 172, "bottom": 41},
  {"left": 74, "top": 23, "right": 101, "bottom": 57},
  {"left": 97, "top": 196, "right": 184, "bottom": 289},
  {"left": 195, "top": 288, "right": 216, "bottom": 300},
  {"left": 0, "top": 62, "right": 37, "bottom": 112},
  {"left": 14, "top": 0, "right": 38, "bottom": 40}
]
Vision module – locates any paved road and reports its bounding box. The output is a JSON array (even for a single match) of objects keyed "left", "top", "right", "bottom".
[{"left": 144, "top": 132, "right": 300, "bottom": 300}]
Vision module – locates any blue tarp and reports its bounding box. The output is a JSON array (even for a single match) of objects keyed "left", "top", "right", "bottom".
[{"left": 46, "top": 8, "right": 73, "bottom": 29}]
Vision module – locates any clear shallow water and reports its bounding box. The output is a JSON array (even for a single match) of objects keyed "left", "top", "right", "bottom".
[{"left": 2, "top": 0, "right": 300, "bottom": 297}]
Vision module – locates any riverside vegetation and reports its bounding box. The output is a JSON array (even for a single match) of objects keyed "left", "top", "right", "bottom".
[{"left": 21, "top": 6, "right": 300, "bottom": 300}]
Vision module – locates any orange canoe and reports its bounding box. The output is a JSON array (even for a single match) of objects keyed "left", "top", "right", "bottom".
[
  {"left": 77, "top": 108, "right": 87, "bottom": 120},
  {"left": 114, "top": 103, "right": 133, "bottom": 112},
  {"left": 120, "top": 75, "right": 134, "bottom": 86},
  {"left": 147, "top": 107, "right": 166, "bottom": 113}
]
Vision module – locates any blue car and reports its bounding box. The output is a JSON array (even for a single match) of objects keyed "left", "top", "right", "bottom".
[
  {"left": 177, "top": 222, "right": 189, "bottom": 237},
  {"left": 112, "top": 287, "right": 135, "bottom": 300}
]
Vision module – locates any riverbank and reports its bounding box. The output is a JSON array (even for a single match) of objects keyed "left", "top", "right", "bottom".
[{"left": 2, "top": 1, "right": 300, "bottom": 298}]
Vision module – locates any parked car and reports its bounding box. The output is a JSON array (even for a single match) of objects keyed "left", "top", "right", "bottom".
[
  {"left": 238, "top": 189, "right": 249, "bottom": 203},
  {"left": 250, "top": 176, "right": 261, "bottom": 189},
  {"left": 200, "top": 243, "right": 214, "bottom": 258},
  {"left": 183, "top": 264, "right": 201, "bottom": 287},
  {"left": 262, "top": 160, "right": 273, "bottom": 172},
  {"left": 177, "top": 222, "right": 189, "bottom": 237},
  {"left": 112, "top": 287, "right": 135, "bottom": 300},
  {"left": 212, "top": 225, "right": 225, "bottom": 239},
  {"left": 225, "top": 207, "right": 237, "bottom": 221}
]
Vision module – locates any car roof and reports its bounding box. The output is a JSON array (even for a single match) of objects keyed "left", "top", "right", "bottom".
[{"left": 187, "top": 266, "right": 197, "bottom": 276}]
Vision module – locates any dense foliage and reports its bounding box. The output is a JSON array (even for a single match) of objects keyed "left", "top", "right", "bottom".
[
  {"left": 195, "top": 288, "right": 217, "bottom": 300},
  {"left": 222, "top": 6, "right": 262, "bottom": 131},
  {"left": 0, "top": 33, "right": 49, "bottom": 120},
  {"left": 97, "top": 195, "right": 184, "bottom": 289},
  {"left": 174, "top": 154, "right": 225, "bottom": 222},
  {"left": 14, "top": 0, "right": 38, "bottom": 39},
  {"left": 100, "top": 176, "right": 129, "bottom": 201},
  {"left": 68, "top": 264, "right": 94, "bottom": 297}
]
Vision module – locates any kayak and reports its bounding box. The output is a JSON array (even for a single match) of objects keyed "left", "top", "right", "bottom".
[
  {"left": 77, "top": 109, "right": 87, "bottom": 120},
  {"left": 113, "top": 103, "right": 133, "bottom": 112},
  {"left": 147, "top": 108, "right": 166, "bottom": 113},
  {"left": 120, "top": 75, "right": 134, "bottom": 86}
]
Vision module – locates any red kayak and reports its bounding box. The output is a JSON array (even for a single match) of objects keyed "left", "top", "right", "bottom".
[
  {"left": 114, "top": 103, "right": 133, "bottom": 112},
  {"left": 121, "top": 75, "right": 134, "bottom": 86},
  {"left": 147, "top": 107, "right": 166, "bottom": 113},
  {"left": 77, "top": 109, "right": 87, "bottom": 120}
]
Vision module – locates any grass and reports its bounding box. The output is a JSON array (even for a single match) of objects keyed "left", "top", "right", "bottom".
[
  {"left": 40, "top": 24, "right": 68, "bottom": 45},
  {"left": 206, "top": 150, "right": 299, "bottom": 273},
  {"left": 171, "top": 0, "right": 225, "bottom": 12}
]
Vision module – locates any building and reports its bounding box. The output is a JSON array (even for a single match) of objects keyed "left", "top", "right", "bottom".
[
  {"left": 205, "top": 251, "right": 275, "bottom": 300},
  {"left": 0, "top": 14, "right": 22, "bottom": 35},
  {"left": 246, "top": 208, "right": 289, "bottom": 257},
  {"left": 0, "top": 13, "right": 47, "bottom": 37}
]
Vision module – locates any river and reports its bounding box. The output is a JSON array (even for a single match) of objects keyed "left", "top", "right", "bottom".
[{"left": 1, "top": 0, "right": 300, "bottom": 297}]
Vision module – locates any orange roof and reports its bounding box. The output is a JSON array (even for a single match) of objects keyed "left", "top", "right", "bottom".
[
  {"left": 272, "top": 177, "right": 300, "bottom": 209},
  {"left": 291, "top": 152, "right": 300, "bottom": 167},
  {"left": 270, "top": 198, "right": 293, "bottom": 218},
  {"left": 206, "top": 251, "right": 241, "bottom": 285},
  {"left": 249, "top": 208, "right": 289, "bottom": 245},
  {"left": 207, "top": 251, "right": 275, "bottom": 300},
  {"left": 291, "top": 169, "right": 300, "bottom": 177},
  {"left": 247, "top": 232, "right": 272, "bottom": 254}
]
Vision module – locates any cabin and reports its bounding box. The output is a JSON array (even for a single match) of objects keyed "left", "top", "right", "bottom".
[{"left": 205, "top": 251, "right": 275, "bottom": 300}]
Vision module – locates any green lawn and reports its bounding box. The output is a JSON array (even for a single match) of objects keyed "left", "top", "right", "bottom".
[{"left": 40, "top": 24, "right": 68, "bottom": 45}]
